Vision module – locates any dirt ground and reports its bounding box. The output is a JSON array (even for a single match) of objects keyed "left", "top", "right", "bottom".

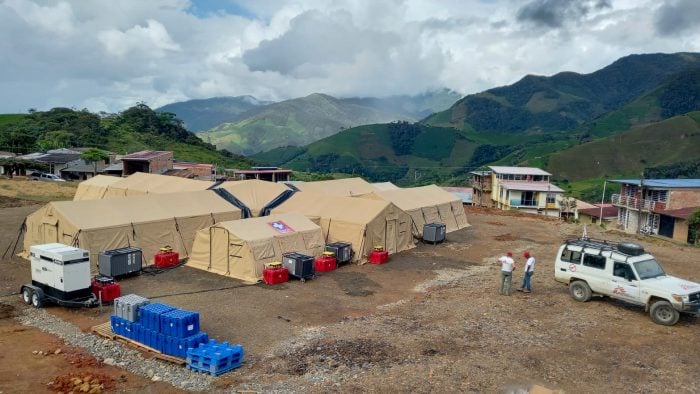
[{"left": 1, "top": 202, "right": 699, "bottom": 393}]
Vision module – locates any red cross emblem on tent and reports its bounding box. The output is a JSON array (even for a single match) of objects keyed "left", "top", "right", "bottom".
[{"left": 268, "top": 220, "right": 294, "bottom": 234}]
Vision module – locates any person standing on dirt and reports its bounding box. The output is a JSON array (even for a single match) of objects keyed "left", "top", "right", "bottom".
[
  {"left": 498, "top": 251, "right": 516, "bottom": 295},
  {"left": 518, "top": 251, "right": 535, "bottom": 293}
]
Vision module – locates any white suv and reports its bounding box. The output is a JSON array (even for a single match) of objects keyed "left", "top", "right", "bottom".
[{"left": 554, "top": 238, "right": 700, "bottom": 325}]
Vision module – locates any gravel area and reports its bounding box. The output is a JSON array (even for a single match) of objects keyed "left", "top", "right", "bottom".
[{"left": 15, "top": 307, "right": 215, "bottom": 392}]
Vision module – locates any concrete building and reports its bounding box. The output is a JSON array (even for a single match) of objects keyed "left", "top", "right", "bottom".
[
  {"left": 489, "top": 166, "right": 564, "bottom": 217},
  {"left": 470, "top": 170, "right": 493, "bottom": 207},
  {"left": 232, "top": 167, "right": 292, "bottom": 182},
  {"left": 611, "top": 179, "right": 700, "bottom": 242},
  {"left": 578, "top": 204, "right": 619, "bottom": 226},
  {"left": 121, "top": 151, "right": 173, "bottom": 176}
]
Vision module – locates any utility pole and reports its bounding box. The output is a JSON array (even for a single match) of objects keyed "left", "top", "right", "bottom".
[
  {"left": 637, "top": 172, "right": 644, "bottom": 234},
  {"left": 599, "top": 178, "right": 607, "bottom": 227}
]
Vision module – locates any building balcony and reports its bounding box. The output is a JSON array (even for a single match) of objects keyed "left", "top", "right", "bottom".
[
  {"left": 611, "top": 194, "right": 667, "bottom": 212},
  {"left": 510, "top": 199, "right": 538, "bottom": 208}
]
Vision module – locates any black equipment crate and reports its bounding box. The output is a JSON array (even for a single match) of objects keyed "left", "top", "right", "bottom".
[
  {"left": 98, "top": 247, "right": 143, "bottom": 277},
  {"left": 282, "top": 252, "right": 315, "bottom": 281},
  {"left": 324, "top": 242, "right": 353, "bottom": 264},
  {"left": 423, "top": 223, "right": 446, "bottom": 244}
]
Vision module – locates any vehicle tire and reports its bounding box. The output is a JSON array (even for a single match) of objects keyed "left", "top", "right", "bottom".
[
  {"left": 22, "top": 287, "right": 33, "bottom": 304},
  {"left": 650, "top": 300, "right": 679, "bottom": 326},
  {"left": 569, "top": 280, "right": 592, "bottom": 302},
  {"left": 31, "top": 292, "right": 43, "bottom": 308}
]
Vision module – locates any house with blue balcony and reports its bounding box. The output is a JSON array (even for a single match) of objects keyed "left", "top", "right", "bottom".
[{"left": 489, "top": 166, "right": 564, "bottom": 217}]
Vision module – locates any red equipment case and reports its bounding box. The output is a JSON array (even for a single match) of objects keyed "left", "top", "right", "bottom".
[
  {"left": 154, "top": 247, "right": 180, "bottom": 269},
  {"left": 369, "top": 246, "right": 389, "bottom": 264},
  {"left": 91, "top": 276, "right": 121, "bottom": 303},
  {"left": 314, "top": 252, "right": 337, "bottom": 272},
  {"left": 263, "top": 265, "right": 289, "bottom": 285}
]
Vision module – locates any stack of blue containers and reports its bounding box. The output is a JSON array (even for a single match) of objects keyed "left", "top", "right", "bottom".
[
  {"left": 186, "top": 340, "right": 244, "bottom": 376},
  {"left": 110, "top": 301, "right": 208, "bottom": 358}
]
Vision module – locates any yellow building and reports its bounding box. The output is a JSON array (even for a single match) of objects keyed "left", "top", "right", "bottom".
[{"left": 489, "top": 166, "right": 564, "bottom": 217}]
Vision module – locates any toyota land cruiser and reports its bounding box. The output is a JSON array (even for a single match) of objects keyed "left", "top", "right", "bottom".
[{"left": 554, "top": 238, "right": 700, "bottom": 325}]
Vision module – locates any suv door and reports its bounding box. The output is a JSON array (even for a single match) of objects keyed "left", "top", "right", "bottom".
[{"left": 610, "top": 262, "right": 641, "bottom": 303}]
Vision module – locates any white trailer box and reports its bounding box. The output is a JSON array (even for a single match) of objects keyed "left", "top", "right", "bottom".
[{"left": 29, "top": 243, "right": 92, "bottom": 301}]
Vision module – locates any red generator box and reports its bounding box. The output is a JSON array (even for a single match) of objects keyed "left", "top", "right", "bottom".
[
  {"left": 314, "top": 253, "right": 337, "bottom": 272},
  {"left": 154, "top": 251, "right": 180, "bottom": 268},
  {"left": 263, "top": 266, "right": 289, "bottom": 285},
  {"left": 369, "top": 247, "right": 389, "bottom": 264},
  {"left": 91, "top": 277, "right": 121, "bottom": 303}
]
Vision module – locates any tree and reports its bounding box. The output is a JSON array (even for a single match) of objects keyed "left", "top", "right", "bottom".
[
  {"left": 688, "top": 208, "right": 700, "bottom": 245},
  {"left": 80, "top": 147, "right": 109, "bottom": 176}
]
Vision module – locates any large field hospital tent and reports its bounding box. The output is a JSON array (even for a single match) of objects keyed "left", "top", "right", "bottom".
[
  {"left": 269, "top": 192, "right": 414, "bottom": 264},
  {"left": 216, "top": 180, "right": 291, "bottom": 217},
  {"left": 73, "top": 172, "right": 213, "bottom": 200},
  {"left": 368, "top": 185, "right": 470, "bottom": 235},
  {"left": 187, "top": 213, "right": 324, "bottom": 283},
  {"left": 73, "top": 175, "right": 122, "bottom": 200},
  {"left": 24, "top": 190, "right": 243, "bottom": 267},
  {"left": 372, "top": 182, "right": 400, "bottom": 191},
  {"left": 292, "top": 177, "right": 377, "bottom": 197}
]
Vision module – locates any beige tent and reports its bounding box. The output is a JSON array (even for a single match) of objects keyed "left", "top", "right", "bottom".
[
  {"left": 24, "top": 190, "right": 243, "bottom": 267},
  {"left": 187, "top": 213, "right": 324, "bottom": 283},
  {"left": 73, "top": 172, "right": 214, "bottom": 200},
  {"left": 73, "top": 175, "right": 122, "bottom": 200},
  {"left": 368, "top": 185, "right": 470, "bottom": 236},
  {"left": 372, "top": 182, "right": 400, "bottom": 191},
  {"left": 269, "top": 192, "right": 414, "bottom": 264},
  {"left": 216, "top": 180, "right": 290, "bottom": 217},
  {"left": 292, "top": 177, "right": 378, "bottom": 197}
]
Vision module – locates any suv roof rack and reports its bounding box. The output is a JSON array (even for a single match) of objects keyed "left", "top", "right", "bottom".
[{"left": 563, "top": 237, "right": 647, "bottom": 259}]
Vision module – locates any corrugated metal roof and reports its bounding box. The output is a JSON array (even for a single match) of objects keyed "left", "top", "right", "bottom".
[
  {"left": 499, "top": 181, "right": 564, "bottom": 192},
  {"left": 656, "top": 206, "right": 700, "bottom": 220},
  {"left": 122, "top": 150, "right": 172, "bottom": 160},
  {"left": 489, "top": 166, "right": 551, "bottom": 176},
  {"left": 610, "top": 179, "right": 700, "bottom": 188}
]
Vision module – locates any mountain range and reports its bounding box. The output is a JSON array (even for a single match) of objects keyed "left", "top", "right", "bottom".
[
  {"left": 251, "top": 52, "right": 700, "bottom": 200},
  {"left": 192, "top": 89, "right": 461, "bottom": 155},
  {"left": 156, "top": 96, "right": 272, "bottom": 132}
]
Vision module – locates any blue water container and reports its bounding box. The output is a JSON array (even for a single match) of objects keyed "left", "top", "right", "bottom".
[
  {"left": 161, "top": 309, "right": 200, "bottom": 338},
  {"left": 139, "top": 303, "right": 175, "bottom": 332}
]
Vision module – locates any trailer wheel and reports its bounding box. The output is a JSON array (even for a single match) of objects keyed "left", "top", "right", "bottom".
[
  {"left": 31, "top": 292, "right": 43, "bottom": 308},
  {"left": 22, "top": 287, "right": 33, "bottom": 305}
]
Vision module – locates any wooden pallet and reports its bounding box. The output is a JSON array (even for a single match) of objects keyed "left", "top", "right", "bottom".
[{"left": 91, "top": 321, "right": 186, "bottom": 365}]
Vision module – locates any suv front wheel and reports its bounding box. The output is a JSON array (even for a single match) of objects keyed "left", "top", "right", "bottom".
[
  {"left": 650, "top": 300, "right": 680, "bottom": 326},
  {"left": 569, "top": 280, "right": 592, "bottom": 302}
]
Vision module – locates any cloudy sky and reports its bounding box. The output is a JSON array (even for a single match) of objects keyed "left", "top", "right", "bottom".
[{"left": 1, "top": 0, "right": 699, "bottom": 113}]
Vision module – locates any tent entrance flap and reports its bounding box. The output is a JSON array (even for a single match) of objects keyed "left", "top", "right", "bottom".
[{"left": 213, "top": 188, "right": 253, "bottom": 218}]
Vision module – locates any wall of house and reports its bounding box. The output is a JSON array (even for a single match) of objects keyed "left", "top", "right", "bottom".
[
  {"left": 149, "top": 153, "right": 173, "bottom": 174},
  {"left": 673, "top": 218, "right": 690, "bottom": 243},
  {"left": 668, "top": 190, "right": 700, "bottom": 210}
]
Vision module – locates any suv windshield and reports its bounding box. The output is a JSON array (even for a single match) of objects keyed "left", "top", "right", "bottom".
[{"left": 634, "top": 259, "right": 666, "bottom": 280}]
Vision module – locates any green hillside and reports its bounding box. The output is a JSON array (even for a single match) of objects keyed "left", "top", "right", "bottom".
[
  {"left": 156, "top": 96, "right": 272, "bottom": 132},
  {"left": 548, "top": 112, "right": 700, "bottom": 182},
  {"left": 425, "top": 53, "right": 700, "bottom": 133},
  {"left": 0, "top": 105, "right": 251, "bottom": 168},
  {"left": 198, "top": 90, "right": 461, "bottom": 155}
]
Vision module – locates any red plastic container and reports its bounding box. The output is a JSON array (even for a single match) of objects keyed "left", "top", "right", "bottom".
[
  {"left": 91, "top": 278, "right": 121, "bottom": 302},
  {"left": 154, "top": 251, "right": 180, "bottom": 268},
  {"left": 263, "top": 267, "right": 289, "bottom": 285},
  {"left": 314, "top": 255, "right": 337, "bottom": 272},
  {"left": 369, "top": 250, "right": 389, "bottom": 264}
]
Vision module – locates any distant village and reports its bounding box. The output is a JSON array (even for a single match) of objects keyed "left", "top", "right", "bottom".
[{"left": 1, "top": 147, "right": 698, "bottom": 246}]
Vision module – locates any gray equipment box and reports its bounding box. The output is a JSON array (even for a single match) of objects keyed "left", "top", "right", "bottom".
[
  {"left": 324, "top": 242, "right": 353, "bottom": 264},
  {"left": 282, "top": 252, "right": 315, "bottom": 281},
  {"left": 423, "top": 223, "right": 446, "bottom": 244},
  {"left": 99, "top": 247, "right": 142, "bottom": 277},
  {"left": 113, "top": 294, "right": 149, "bottom": 322}
]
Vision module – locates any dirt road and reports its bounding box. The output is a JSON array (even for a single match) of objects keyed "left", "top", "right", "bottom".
[{"left": 1, "top": 203, "right": 698, "bottom": 393}]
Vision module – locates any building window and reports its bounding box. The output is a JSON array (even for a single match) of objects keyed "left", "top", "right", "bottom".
[{"left": 546, "top": 194, "right": 556, "bottom": 204}]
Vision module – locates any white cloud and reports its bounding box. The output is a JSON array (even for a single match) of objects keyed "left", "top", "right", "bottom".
[{"left": 0, "top": 0, "right": 699, "bottom": 113}]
